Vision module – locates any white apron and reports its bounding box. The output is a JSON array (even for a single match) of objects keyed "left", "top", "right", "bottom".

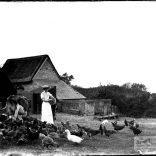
[{"left": 41, "top": 91, "right": 54, "bottom": 124}]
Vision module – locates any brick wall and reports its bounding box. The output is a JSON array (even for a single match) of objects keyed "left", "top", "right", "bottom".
[
  {"left": 17, "top": 58, "right": 60, "bottom": 113},
  {"left": 34, "top": 58, "right": 59, "bottom": 81},
  {"left": 57, "top": 99, "right": 113, "bottom": 116}
]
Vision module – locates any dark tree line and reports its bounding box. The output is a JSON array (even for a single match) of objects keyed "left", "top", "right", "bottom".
[
  {"left": 73, "top": 83, "right": 156, "bottom": 118},
  {"left": 61, "top": 72, "right": 156, "bottom": 118}
]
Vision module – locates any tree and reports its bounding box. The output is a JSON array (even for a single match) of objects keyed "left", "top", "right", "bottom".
[
  {"left": 61, "top": 72, "right": 74, "bottom": 85},
  {"left": 122, "top": 82, "right": 132, "bottom": 89},
  {"left": 131, "top": 83, "right": 147, "bottom": 92}
]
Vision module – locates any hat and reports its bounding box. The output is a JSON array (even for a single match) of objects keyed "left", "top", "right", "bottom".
[{"left": 42, "top": 85, "right": 49, "bottom": 89}]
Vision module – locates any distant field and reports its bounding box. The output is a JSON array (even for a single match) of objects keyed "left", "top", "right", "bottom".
[{"left": 1, "top": 113, "right": 156, "bottom": 155}]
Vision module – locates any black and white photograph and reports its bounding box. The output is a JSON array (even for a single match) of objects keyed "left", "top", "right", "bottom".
[{"left": 0, "top": 1, "right": 156, "bottom": 155}]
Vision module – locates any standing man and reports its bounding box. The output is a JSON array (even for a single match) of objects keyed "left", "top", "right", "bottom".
[{"left": 51, "top": 98, "right": 57, "bottom": 120}]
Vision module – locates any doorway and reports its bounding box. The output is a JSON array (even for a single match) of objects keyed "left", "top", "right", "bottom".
[{"left": 33, "top": 86, "right": 56, "bottom": 114}]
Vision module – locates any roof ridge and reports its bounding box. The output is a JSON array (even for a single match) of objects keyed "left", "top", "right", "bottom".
[
  {"left": 2, "top": 54, "right": 61, "bottom": 83},
  {"left": 6, "top": 54, "right": 49, "bottom": 61}
]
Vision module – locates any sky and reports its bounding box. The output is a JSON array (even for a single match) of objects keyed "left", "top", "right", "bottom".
[{"left": 0, "top": 2, "right": 156, "bottom": 93}]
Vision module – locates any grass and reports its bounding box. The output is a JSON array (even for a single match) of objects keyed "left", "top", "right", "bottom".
[{"left": 1, "top": 113, "right": 156, "bottom": 155}]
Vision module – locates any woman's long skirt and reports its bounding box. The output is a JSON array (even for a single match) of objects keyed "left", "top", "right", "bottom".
[{"left": 41, "top": 102, "right": 54, "bottom": 124}]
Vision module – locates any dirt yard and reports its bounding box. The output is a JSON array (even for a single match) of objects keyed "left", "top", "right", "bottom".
[{"left": 1, "top": 113, "right": 156, "bottom": 156}]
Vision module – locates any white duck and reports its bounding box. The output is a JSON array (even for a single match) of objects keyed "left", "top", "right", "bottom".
[
  {"left": 65, "top": 129, "right": 83, "bottom": 144},
  {"left": 101, "top": 119, "right": 109, "bottom": 125}
]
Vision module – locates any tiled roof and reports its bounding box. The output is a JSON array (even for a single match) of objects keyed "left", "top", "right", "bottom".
[
  {"left": 2, "top": 54, "right": 60, "bottom": 83},
  {"left": 32, "top": 79, "right": 86, "bottom": 100},
  {"left": 2, "top": 54, "right": 86, "bottom": 100}
]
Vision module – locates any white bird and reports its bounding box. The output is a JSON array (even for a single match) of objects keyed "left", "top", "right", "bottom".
[
  {"left": 101, "top": 119, "right": 109, "bottom": 125},
  {"left": 65, "top": 129, "right": 83, "bottom": 144}
]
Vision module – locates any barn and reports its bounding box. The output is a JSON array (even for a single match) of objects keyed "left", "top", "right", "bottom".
[
  {"left": 2, "top": 54, "right": 86, "bottom": 114},
  {"left": 2, "top": 54, "right": 117, "bottom": 116}
]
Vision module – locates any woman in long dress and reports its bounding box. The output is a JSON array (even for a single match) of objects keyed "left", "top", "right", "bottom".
[{"left": 40, "top": 85, "right": 56, "bottom": 124}]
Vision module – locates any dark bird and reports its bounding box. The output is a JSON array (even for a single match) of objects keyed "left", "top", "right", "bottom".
[
  {"left": 103, "top": 126, "right": 116, "bottom": 137},
  {"left": 129, "top": 120, "right": 135, "bottom": 125},
  {"left": 48, "top": 132, "right": 60, "bottom": 139},
  {"left": 99, "top": 124, "right": 104, "bottom": 135},
  {"left": 27, "top": 126, "right": 42, "bottom": 141},
  {"left": 0, "top": 122, "right": 4, "bottom": 129},
  {"left": 0, "top": 114, "right": 8, "bottom": 122},
  {"left": 124, "top": 119, "right": 129, "bottom": 126},
  {"left": 14, "top": 119, "right": 23, "bottom": 127},
  {"left": 77, "top": 124, "right": 101, "bottom": 137},
  {"left": 17, "top": 134, "right": 29, "bottom": 145},
  {"left": 71, "top": 128, "right": 87, "bottom": 137},
  {"left": 111, "top": 122, "right": 125, "bottom": 131},
  {"left": 46, "top": 123, "right": 58, "bottom": 133},
  {"left": 61, "top": 121, "right": 72, "bottom": 131},
  {"left": 134, "top": 123, "right": 139, "bottom": 129},
  {"left": 76, "top": 124, "right": 91, "bottom": 132},
  {"left": 132, "top": 120, "right": 139, "bottom": 128},
  {"left": 126, "top": 119, "right": 139, "bottom": 128},
  {"left": 40, "top": 127, "right": 48, "bottom": 136},
  {"left": 6, "top": 129, "right": 16, "bottom": 137},
  {"left": 13, "top": 129, "right": 23, "bottom": 139},
  {"left": 1, "top": 128, "right": 10, "bottom": 136},
  {"left": 40, "top": 133, "right": 59, "bottom": 148},
  {"left": 129, "top": 125, "right": 142, "bottom": 135}
]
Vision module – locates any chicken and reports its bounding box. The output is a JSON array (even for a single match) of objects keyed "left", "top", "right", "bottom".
[
  {"left": 101, "top": 120, "right": 109, "bottom": 125},
  {"left": 111, "top": 122, "right": 125, "bottom": 131},
  {"left": 76, "top": 124, "right": 91, "bottom": 132},
  {"left": 1, "top": 136, "right": 10, "bottom": 145},
  {"left": 103, "top": 126, "right": 116, "bottom": 137},
  {"left": 0, "top": 114, "right": 8, "bottom": 122},
  {"left": 39, "top": 133, "right": 59, "bottom": 148},
  {"left": 48, "top": 132, "right": 60, "bottom": 139},
  {"left": 77, "top": 124, "right": 101, "bottom": 137},
  {"left": 14, "top": 119, "right": 23, "bottom": 127},
  {"left": 46, "top": 124, "right": 58, "bottom": 133},
  {"left": 126, "top": 119, "right": 139, "bottom": 128},
  {"left": 124, "top": 119, "right": 129, "bottom": 126},
  {"left": 40, "top": 127, "right": 48, "bottom": 136},
  {"left": 1, "top": 128, "right": 10, "bottom": 136},
  {"left": 61, "top": 121, "right": 72, "bottom": 131},
  {"left": 87, "top": 129, "right": 101, "bottom": 137},
  {"left": 27, "top": 126, "right": 42, "bottom": 141},
  {"left": 13, "top": 129, "right": 23, "bottom": 139},
  {"left": 129, "top": 125, "right": 142, "bottom": 135},
  {"left": 17, "top": 134, "right": 29, "bottom": 145},
  {"left": 99, "top": 124, "right": 104, "bottom": 135},
  {"left": 64, "top": 129, "right": 83, "bottom": 144},
  {"left": 0, "top": 122, "right": 4, "bottom": 129},
  {"left": 51, "top": 124, "right": 58, "bottom": 132},
  {"left": 32, "top": 118, "right": 39, "bottom": 129},
  {"left": 132, "top": 120, "right": 139, "bottom": 128},
  {"left": 6, "top": 129, "right": 16, "bottom": 137},
  {"left": 71, "top": 128, "right": 87, "bottom": 137},
  {"left": 129, "top": 120, "right": 135, "bottom": 125}
]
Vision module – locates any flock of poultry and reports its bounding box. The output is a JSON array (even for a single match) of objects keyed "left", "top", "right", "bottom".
[{"left": 0, "top": 113, "right": 142, "bottom": 149}]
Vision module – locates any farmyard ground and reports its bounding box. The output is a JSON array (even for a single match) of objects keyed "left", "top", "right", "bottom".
[{"left": 1, "top": 113, "right": 156, "bottom": 155}]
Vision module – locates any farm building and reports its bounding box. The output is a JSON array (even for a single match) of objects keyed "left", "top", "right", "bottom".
[
  {"left": 58, "top": 99, "right": 114, "bottom": 116},
  {"left": 2, "top": 54, "right": 116, "bottom": 116},
  {"left": 2, "top": 54, "right": 86, "bottom": 114}
]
